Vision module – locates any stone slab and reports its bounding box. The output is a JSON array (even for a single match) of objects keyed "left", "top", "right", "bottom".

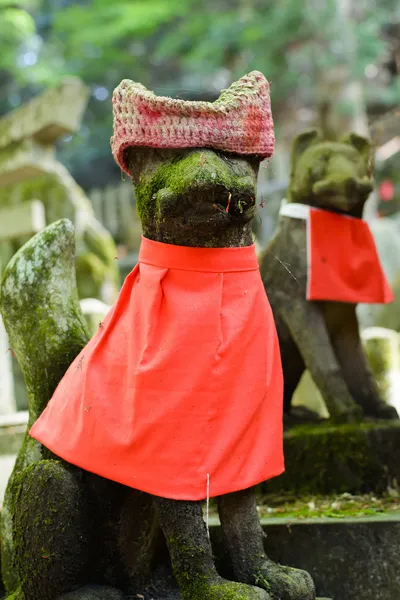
[
  {"left": 212, "top": 515, "right": 400, "bottom": 600},
  {"left": 261, "top": 420, "right": 400, "bottom": 496},
  {"left": 4, "top": 505, "right": 389, "bottom": 599},
  {"left": 47, "top": 516, "right": 391, "bottom": 600},
  {"left": 0, "top": 420, "right": 396, "bottom": 599},
  {"left": 0, "top": 78, "right": 89, "bottom": 149},
  {"left": 0, "top": 200, "right": 45, "bottom": 242},
  {"left": 0, "top": 411, "right": 28, "bottom": 427}
]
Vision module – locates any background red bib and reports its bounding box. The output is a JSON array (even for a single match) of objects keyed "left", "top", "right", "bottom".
[
  {"left": 279, "top": 202, "right": 393, "bottom": 304},
  {"left": 307, "top": 208, "right": 394, "bottom": 304},
  {"left": 30, "top": 238, "right": 284, "bottom": 501}
]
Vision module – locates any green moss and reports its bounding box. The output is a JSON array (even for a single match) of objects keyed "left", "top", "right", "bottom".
[
  {"left": 167, "top": 536, "right": 265, "bottom": 599},
  {"left": 288, "top": 129, "right": 372, "bottom": 213},
  {"left": 0, "top": 220, "right": 90, "bottom": 596},
  {"left": 80, "top": 220, "right": 120, "bottom": 296},
  {"left": 82, "top": 222, "right": 116, "bottom": 266},
  {"left": 75, "top": 251, "right": 106, "bottom": 299},
  {"left": 256, "top": 492, "right": 400, "bottom": 520},
  {"left": 254, "top": 574, "right": 271, "bottom": 593},
  {"left": 287, "top": 420, "right": 398, "bottom": 437},
  {"left": 5, "top": 459, "right": 89, "bottom": 600},
  {"left": 179, "top": 575, "right": 266, "bottom": 600},
  {"left": 254, "top": 573, "right": 289, "bottom": 600},
  {"left": 252, "top": 562, "right": 314, "bottom": 600},
  {"left": 0, "top": 219, "right": 89, "bottom": 423},
  {"left": 135, "top": 149, "right": 253, "bottom": 230},
  {"left": 260, "top": 421, "right": 400, "bottom": 496},
  {"left": 5, "top": 587, "right": 25, "bottom": 600}
]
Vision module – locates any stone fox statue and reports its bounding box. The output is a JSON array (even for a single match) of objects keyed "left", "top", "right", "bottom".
[
  {"left": 259, "top": 129, "right": 398, "bottom": 423},
  {"left": 0, "top": 73, "right": 315, "bottom": 600}
]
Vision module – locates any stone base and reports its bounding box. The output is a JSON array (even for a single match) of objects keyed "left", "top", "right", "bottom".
[
  {"left": 261, "top": 420, "right": 400, "bottom": 495},
  {"left": 72, "top": 514, "right": 392, "bottom": 600},
  {"left": 212, "top": 515, "right": 400, "bottom": 600},
  {"left": 2, "top": 575, "right": 332, "bottom": 600},
  {"left": 2, "top": 418, "right": 399, "bottom": 600},
  {"left": 2, "top": 511, "right": 398, "bottom": 598}
]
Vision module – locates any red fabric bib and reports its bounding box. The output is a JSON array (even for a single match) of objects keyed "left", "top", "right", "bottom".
[
  {"left": 307, "top": 208, "right": 393, "bottom": 303},
  {"left": 279, "top": 202, "right": 393, "bottom": 304},
  {"left": 30, "top": 237, "right": 284, "bottom": 501}
]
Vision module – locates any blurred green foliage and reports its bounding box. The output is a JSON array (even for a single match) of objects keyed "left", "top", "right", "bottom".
[{"left": 0, "top": 0, "right": 399, "bottom": 186}]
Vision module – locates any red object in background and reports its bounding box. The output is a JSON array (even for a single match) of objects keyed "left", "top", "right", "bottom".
[
  {"left": 379, "top": 180, "right": 395, "bottom": 202},
  {"left": 307, "top": 209, "right": 394, "bottom": 304}
]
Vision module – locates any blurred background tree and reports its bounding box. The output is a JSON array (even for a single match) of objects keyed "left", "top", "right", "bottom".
[{"left": 1, "top": 0, "right": 399, "bottom": 190}]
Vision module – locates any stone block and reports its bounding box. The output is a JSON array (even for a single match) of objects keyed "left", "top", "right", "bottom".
[
  {"left": 262, "top": 421, "right": 400, "bottom": 495},
  {"left": 0, "top": 139, "right": 56, "bottom": 186},
  {"left": 0, "top": 78, "right": 89, "bottom": 150},
  {"left": 212, "top": 515, "right": 400, "bottom": 600},
  {"left": 0, "top": 200, "right": 45, "bottom": 242}
]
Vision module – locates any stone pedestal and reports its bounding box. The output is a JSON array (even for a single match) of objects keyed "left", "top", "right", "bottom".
[
  {"left": 263, "top": 421, "right": 400, "bottom": 496},
  {"left": 212, "top": 515, "right": 399, "bottom": 600}
]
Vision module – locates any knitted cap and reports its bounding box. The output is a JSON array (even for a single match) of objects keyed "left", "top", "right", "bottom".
[{"left": 111, "top": 71, "right": 274, "bottom": 174}]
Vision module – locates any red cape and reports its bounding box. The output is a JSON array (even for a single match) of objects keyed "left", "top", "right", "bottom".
[{"left": 30, "top": 237, "right": 284, "bottom": 500}]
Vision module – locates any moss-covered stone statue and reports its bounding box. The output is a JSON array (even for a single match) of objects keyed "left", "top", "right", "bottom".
[
  {"left": 0, "top": 73, "right": 316, "bottom": 600},
  {"left": 259, "top": 128, "right": 398, "bottom": 423},
  {"left": 0, "top": 78, "right": 119, "bottom": 304}
]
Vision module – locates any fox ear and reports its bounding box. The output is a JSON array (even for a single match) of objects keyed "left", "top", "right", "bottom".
[
  {"left": 290, "top": 129, "right": 322, "bottom": 171},
  {"left": 341, "top": 132, "right": 372, "bottom": 167},
  {"left": 288, "top": 130, "right": 323, "bottom": 202}
]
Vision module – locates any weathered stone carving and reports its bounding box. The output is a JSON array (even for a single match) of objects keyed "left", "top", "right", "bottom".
[
  {"left": 1, "top": 75, "right": 316, "bottom": 600},
  {"left": 259, "top": 129, "right": 398, "bottom": 422},
  {"left": 0, "top": 78, "right": 119, "bottom": 304}
]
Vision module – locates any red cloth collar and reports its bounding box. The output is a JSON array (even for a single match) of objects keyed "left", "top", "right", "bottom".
[{"left": 280, "top": 203, "right": 394, "bottom": 304}]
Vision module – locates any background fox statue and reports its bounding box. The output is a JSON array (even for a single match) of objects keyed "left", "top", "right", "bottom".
[{"left": 260, "top": 129, "right": 398, "bottom": 423}]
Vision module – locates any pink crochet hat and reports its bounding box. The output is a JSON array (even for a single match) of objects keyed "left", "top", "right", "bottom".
[{"left": 111, "top": 71, "right": 275, "bottom": 174}]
